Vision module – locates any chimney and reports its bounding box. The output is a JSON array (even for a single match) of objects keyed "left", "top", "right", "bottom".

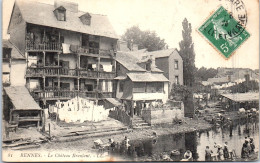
[
  {"left": 54, "top": 0, "right": 78, "bottom": 12},
  {"left": 150, "top": 55, "right": 156, "bottom": 69}
]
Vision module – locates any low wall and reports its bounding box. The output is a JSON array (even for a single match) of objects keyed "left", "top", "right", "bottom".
[{"left": 142, "top": 104, "right": 184, "bottom": 125}]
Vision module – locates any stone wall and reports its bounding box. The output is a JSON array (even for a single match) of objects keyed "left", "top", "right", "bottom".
[{"left": 141, "top": 103, "right": 184, "bottom": 125}]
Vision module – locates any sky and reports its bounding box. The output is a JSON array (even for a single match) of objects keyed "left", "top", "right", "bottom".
[{"left": 2, "top": 0, "right": 259, "bottom": 69}]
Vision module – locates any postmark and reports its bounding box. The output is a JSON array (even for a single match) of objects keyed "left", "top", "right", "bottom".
[{"left": 198, "top": 5, "right": 250, "bottom": 59}]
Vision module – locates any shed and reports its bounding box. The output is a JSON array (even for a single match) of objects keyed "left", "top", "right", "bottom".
[
  {"left": 220, "top": 92, "right": 259, "bottom": 111},
  {"left": 4, "top": 86, "right": 43, "bottom": 127}
]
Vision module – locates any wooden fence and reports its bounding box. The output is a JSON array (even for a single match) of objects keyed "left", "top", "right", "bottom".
[{"left": 109, "top": 108, "right": 132, "bottom": 127}]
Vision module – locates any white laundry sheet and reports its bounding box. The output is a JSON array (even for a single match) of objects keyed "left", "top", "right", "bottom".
[{"left": 52, "top": 97, "right": 110, "bottom": 123}]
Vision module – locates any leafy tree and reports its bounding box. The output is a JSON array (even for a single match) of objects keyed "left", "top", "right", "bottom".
[
  {"left": 170, "top": 84, "right": 194, "bottom": 118},
  {"left": 172, "top": 18, "right": 196, "bottom": 117},
  {"left": 226, "top": 80, "right": 259, "bottom": 93},
  {"left": 195, "top": 67, "right": 218, "bottom": 81},
  {"left": 122, "top": 26, "right": 167, "bottom": 52},
  {"left": 178, "top": 18, "right": 196, "bottom": 87}
]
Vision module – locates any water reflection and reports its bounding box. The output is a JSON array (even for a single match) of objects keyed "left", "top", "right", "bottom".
[{"left": 123, "top": 120, "right": 259, "bottom": 161}]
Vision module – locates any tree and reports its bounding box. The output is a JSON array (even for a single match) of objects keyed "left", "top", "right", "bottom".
[
  {"left": 174, "top": 18, "right": 196, "bottom": 118},
  {"left": 195, "top": 67, "right": 218, "bottom": 81},
  {"left": 122, "top": 26, "right": 167, "bottom": 52},
  {"left": 178, "top": 18, "right": 196, "bottom": 87},
  {"left": 170, "top": 84, "right": 194, "bottom": 117},
  {"left": 227, "top": 80, "right": 259, "bottom": 93}
]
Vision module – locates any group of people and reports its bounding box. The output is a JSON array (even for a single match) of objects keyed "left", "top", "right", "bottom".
[
  {"left": 204, "top": 142, "right": 231, "bottom": 161},
  {"left": 107, "top": 136, "right": 131, "bottom": 156},
  {"left": 241, "top": 137, "right": 255, "bottom": 158},
  {"left": 205, "top": 137, "right": 256, "bottom": 161}
]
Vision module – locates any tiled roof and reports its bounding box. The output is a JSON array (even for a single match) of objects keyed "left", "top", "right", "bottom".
[
  {"left": 116, "top": 52, "right": 146, "bottom": 72},
  {"left": 207, "top": 77, "right": 229, "bottom": 84},
  {"left": 127, "top": 72, "right": 169, "bottom": 82},
  {"left": 12, "top": 0, "right": 118, "bottom": 39},
  {"left": 2, "top": 39, "right": 25, "bottom": 59},
  {"left": 128, "top": 48, "right": 178, "bottom": 60},
  {"left": 4, "top": 86, "right": 41, "bottom": 110},
  {"left": 220, "top": 92, "right": 259, "bottom": 102},
  {"left": 116, "top": 52, "right": 163, "bottom": 72}
]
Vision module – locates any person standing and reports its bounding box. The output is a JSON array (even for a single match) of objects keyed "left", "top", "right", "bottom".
[
  {"left": 217, "top": 145, "right": 224, "bottom": 161},
  {"left": 241, "top": 143, "right": 249, "bottom": 158},
  {"left": 205, "top": 146, "right": 213, "bottom": 161},
  {"left": 229, "top": 119, "right": 233, "bottom": 136},
  {"left": 249, "top": 138, "right": 255, "bottom": 153},
  {"left": 223, "top": 142, "right": 229, "bottom": 160}
]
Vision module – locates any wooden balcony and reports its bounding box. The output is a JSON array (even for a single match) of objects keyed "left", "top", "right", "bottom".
[
  {"left": 79, "top": 91, "right": 97, "bottom": 99},
  {"left": 99, "top": 71, "right": 116, "bottom": 79},
  {"left": 98, "top": 92, "right": 113, "bottom": 98},
  {"left": 59, "top": 69, "right": 78, "bottom": 77},
  {"left": 99, "top": 49, "right": 115, "bottom": 57},
  {"left": 26, "top": 67, "right": 44, "bottom": 77},
  {"left": 26, "top": 40, "right": 61, "bottom": 51},
  {"left": 31, "top": 90, "right": 77, "bottom": 100},
  {"left": 45, "top": 67, "right": 59, "bottom": 76},
  {"left": 26, "top": 68, "right": 114, "bottom": 79},
  {"left": 78, "top": 70, "right": 98, "bottom": 78},
  {"left": 78, "top": 46, "right": 115, "bottom": 58}
]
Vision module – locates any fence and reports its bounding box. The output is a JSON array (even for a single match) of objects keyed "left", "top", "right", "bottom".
[{"left": 109, "top": 108, "right": 132, "bottom": 127}]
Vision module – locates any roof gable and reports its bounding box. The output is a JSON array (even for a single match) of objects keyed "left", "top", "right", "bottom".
[
  {"left": 80, "top": 12, "right": 91, "bottom": 18},
  {"left": 2, "top": 39, "right": 25, "bottom": 59},
  {"left": 7, "top": 3, "right": 24, "bottom": 33},
  {"left": 126, "top": 72, "right": 169, "bottom": 82},
  {"left": 54, "top": 6, "right": 66, "bottom": 11}
]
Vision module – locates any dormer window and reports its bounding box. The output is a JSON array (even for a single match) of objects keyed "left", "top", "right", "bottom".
[
  {"left": 54, "top": 6, "right": 66, "bottom": 21},
  {"left": 79, "top": 13, "right": 91, "bottom": 25}
]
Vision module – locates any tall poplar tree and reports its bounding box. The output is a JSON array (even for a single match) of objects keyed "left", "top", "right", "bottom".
[{"left": 179, "top": 18, "right": 196, "bottom": 87}]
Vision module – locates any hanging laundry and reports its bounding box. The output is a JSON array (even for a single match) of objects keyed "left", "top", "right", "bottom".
[{"left": 62, "top": 43, "right": 71, "bottom": 54}]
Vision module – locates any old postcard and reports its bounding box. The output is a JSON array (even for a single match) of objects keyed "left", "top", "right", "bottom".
[{"left": 2, "top": 0, "right": 259, "bottom": 162}]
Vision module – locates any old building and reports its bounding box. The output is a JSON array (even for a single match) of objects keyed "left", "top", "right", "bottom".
[
  {"left": 2, "top": 40, "right": 43, "bottom": 127},
  {"left": 7, "top": 0, "right": 119, "bottom": 109},
  {"left": 115, "top": 52, "right": 169, "bottom": 118},
  {"left": 2, "top": 40, "right": 26, "bottom": 87},
  {"left": 128, "top": 48, "right": 184, "bottom": 91}
]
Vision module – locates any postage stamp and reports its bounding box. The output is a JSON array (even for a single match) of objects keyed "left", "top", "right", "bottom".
[{"left": 198, "top": 6, "right": 250, "bottom": 59}]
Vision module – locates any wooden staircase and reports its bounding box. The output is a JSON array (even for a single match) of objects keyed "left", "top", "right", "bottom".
[{"left": 132, "top": 116, "right": 150, "bottom": 129}]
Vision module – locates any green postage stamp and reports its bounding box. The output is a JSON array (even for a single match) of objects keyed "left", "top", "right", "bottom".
[{"left": 198, "top": 6, "right": 250, "bottom": 59}]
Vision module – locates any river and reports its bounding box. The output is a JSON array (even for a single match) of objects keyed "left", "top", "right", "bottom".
[
  {"left": 120, "top": 119, "right": 259, "bottom": 161},
  {"left": 36, "top": 119, "right": 258, "bottom": 161}
]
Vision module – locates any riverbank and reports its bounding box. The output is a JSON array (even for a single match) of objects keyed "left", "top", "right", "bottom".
[{"left": 39, "top": 117, "right": 212, "bottom": 151}]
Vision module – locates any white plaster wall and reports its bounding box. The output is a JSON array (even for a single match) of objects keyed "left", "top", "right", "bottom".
[
  {"left": 133, "top": 92, "right": 165, "bottom": 101},
  {"left": 60, "top": 30, "right": 81, "bottom": 46},
  {"left": 163, "top": 81, "right": 169, "bottom": 103},
  {"left": 29, "top": 79, "right": 40, "bottom": 89},
  {"left": 116, "top": 81, "right": 123, "bottom": 99},
  {"left": 53, "top": 78, "right": 75, "bottom": 91},
  {"left": 10, "top": 60, "right": 26, "bottom": 86},
  {"left": 3, "top": 62, "right": 10, "bottom": 73},
  {"left": 59, "top": 54, "right": 77, "bottom": 69}
]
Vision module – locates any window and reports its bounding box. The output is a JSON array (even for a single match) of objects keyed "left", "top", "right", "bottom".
[
  {"left": 54, "top": 6, "right": 66, "bottom": 21},
  {"left": 59, "top": 11, "right": 65, "bottom": 21},
  {"left": 146, "top": 82, "right": 163, "bottom": 93},
  {"left": 175, "top": 76, "right": 179, "bottom": 85},
  {"left": 174, "top": 60, "right": 179, "bottom": 70},
  {"left": 119, "top": 81, "right": 124, "bottom": 92},
  {"left": 133, "top": 83, "right": 146, "bottom": 93}
]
